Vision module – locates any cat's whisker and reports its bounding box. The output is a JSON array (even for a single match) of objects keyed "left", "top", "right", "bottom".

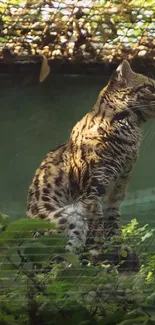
[
  {"left": 143, "top": 122, "right": 154, "bottom": 141},
  {"left": 147, "top": 122, "right": 155, "bottom": 147},
  {"left": 143, "top": 122, "right": 155, "bottom": 151},
  {"left": 128, "top": 101, "right": 155, "bottom": 109}
]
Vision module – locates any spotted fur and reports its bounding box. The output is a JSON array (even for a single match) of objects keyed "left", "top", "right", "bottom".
[{"left": 27, "top": 60, "right": 155, "bottom": 260}]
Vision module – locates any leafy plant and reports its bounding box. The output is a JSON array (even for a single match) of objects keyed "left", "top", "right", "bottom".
[{"left": 0, "top": 214, "right": 155, "bottom": 325}]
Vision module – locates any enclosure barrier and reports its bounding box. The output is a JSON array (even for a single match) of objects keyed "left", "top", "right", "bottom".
[{"left": 0, "top": 0, "right": 155, "bottom": 65}]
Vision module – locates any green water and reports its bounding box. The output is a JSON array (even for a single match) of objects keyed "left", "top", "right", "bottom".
[{"left": 0, "top": 73, "right": 155, "bottom": 226}]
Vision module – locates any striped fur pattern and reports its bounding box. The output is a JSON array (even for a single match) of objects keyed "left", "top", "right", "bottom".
[{"left": 27, "top": 60, "right": 155, "bottom": 257}]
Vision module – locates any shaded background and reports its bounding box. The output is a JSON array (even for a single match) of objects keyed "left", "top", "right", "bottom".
[{"left": 1, "top": 72, "right": 155, "bottom": 226}]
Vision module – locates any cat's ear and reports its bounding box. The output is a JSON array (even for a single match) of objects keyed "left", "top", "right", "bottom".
[{"left": 116, "top": 60, "right": 134, "bottom": 83}]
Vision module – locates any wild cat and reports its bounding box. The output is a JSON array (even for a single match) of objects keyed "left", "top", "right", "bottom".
[{"left": 27, "top": 60, "right": 155, "bottom": 268}]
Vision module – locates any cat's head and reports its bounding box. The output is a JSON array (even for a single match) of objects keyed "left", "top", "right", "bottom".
[{"left": 107, "top": 60, "right": 155, "bottom": 121}]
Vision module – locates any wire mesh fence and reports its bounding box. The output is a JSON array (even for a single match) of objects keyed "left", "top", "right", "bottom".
[
  {"left": 1, "top": 2, "right": 155, "bottom": 323},
  {"left": 0, "top": 0, "right": 155, "bottom": 63}
]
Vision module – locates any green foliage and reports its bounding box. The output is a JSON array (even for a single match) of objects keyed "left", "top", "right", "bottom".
[{"left": 0, "top": 214, "right": 155, "bottom": 325}]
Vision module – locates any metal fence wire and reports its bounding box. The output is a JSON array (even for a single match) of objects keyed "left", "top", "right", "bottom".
[{"left": 0, "top": 0, "right": 155, "bottom": 63}]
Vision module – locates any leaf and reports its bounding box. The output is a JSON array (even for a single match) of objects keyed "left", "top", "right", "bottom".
[
  {"left": 35, "top": 234, "right": 67, "bottom": 250},
  {"left": 0, "top": 314, "right": 16, "bottom": 325},
  {"left": 130, "top": 218, "right": 139, "bottom": 227},
  {"left": 0, "top": 37, "right": 8, "bottom": 43},
  {"left": 9, "top": 0, "right": 26, "bottom": 4},
  {"left": 122, "top": 218, "right": 139, "bottom": 235},
  {"left": 146, "top": 271, "right": 153, "bottom": 281},
  {"left": 24, "top": 235, "right": 68, "bottom": 262},
  {"left": 125, "top": 308, "right": 145, "bottom": 319},
  {"left": 58, "top": 252, "right": 79, "bottom": 265},
  {"left": 24, "top": 242, "right": 51, "bottom": 263},
  {"left": 99, "top": 308, "right": 126, "bottom": 325},
  {"left": 146, "top": 292, "right": 155, "bottom": 304},
  {"left": 118, "top": 316, "right": 149, "bottom": 325},
  {"left": 39, "top": 55, "right": 51, "bottom": 82},
  {"left": 142, "top": 231, "right": 154, "bottom": 242},
  {"left": 121, "top": 250, "right": 128, "bottom": 258},
  {"left": 0, "top": 213, "right": 12, "bottom": 231},
  {"left": 0, "top": 218, "right": 56, "bottom": 246},
  {"left": 137, "top": 224, "right": 149, "bottom": 232},
  {"left": 130, "top": 0, "right": 155, "bottom": 5},
  {"left": 94, "top": 236, "right": 104, "bottom": 244},
  {"left": 57, "top": 265, "right": 96, "bottom": 285},
  {"left": 150, "top": 316, "right": 155, "bottom": 323}
]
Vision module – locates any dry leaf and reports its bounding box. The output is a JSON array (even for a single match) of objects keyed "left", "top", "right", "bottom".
[{"left": 39, "top": 55, "right": 50, "bottom": 82}]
